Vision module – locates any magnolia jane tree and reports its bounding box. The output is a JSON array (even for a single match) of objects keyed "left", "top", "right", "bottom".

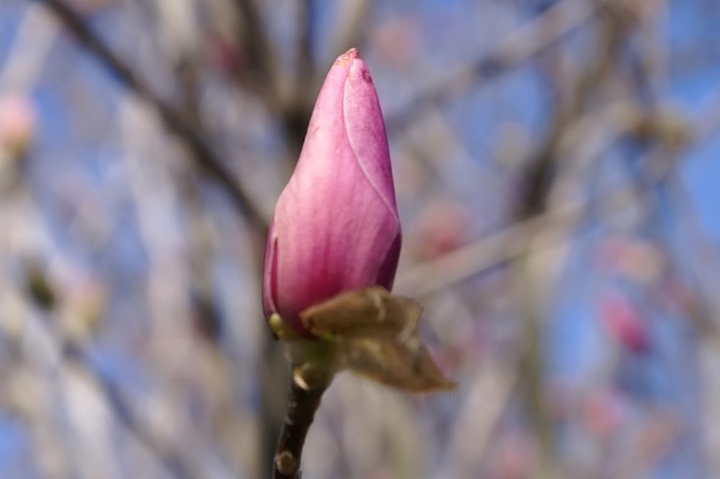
[{"left": 2, "top": 1, "right": 720, "bottom": 479}]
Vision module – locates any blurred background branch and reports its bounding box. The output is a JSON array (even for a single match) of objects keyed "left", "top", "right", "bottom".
[{"left": 36, "top": 0, "right": 268, "bottom": 232}]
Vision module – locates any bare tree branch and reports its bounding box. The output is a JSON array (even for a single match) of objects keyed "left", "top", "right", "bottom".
[
  {"left": 35, "top": 0, "right": 268, "bottom": 232},
  {"left": 232, "top": 0, "right": 277, "bottom": 103},
  {"left": 272, "top": 375, "right": 327, "bottom": 479},
  {"left": 297, "top": 0, "right": 314, "bottom": 89},
  {"left": 385, "top": 0, "right": 602, "bottom": 134},
  {"left": 18, "top": 265, "right": 200, "bottom": 479},
  {"left": 516, "top": 1, "right": 634, "bottom": 219}
]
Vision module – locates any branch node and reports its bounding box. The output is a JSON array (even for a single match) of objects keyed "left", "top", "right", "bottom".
[{"left": 274, "top": 451, "right": 298, "bottom": 475}]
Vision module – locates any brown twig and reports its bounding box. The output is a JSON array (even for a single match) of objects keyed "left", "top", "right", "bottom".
[
  {"left": 36, "top": 0, "right": 267, "bottom": 232},
  {"left": 516, "top": 1, "right": 634, "bottom": 219},
  {"left": 272, "top": 375, "right": 327, "bottom": 479},
  {"left": 297, "top": 0, "right": 315, "bottom": 88},
  {"left": 280, "top": 0, "right": 317, "bottom": 160},
  {"left": 232, "top": 0, "right": 277, "bottom": 103}
]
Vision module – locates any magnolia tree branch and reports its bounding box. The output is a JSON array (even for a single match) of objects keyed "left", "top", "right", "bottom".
[
  {"left": 35, "top": 4, "right": 280, "bottom": 478},
  {"left": 507, "top": 4, "right": 632, "bottom": 472},
  {"left": 626, "top": 50, "right": 720, "bottom": 342},
  {"left": 18, "top": 264, "right": 198, "bottom": 479},
  {"left": 272, "top": 375, "right": 327, "bottom": 479},
  {"left": 35, "top": 0, "right": 267, "bottom": 232},
  {"left": 385, "top": 0, "right": 601, "bottom": 134},
  {"left": 296, "top": 0, "right": 315, "bottom": 88},
  {"left": 233, "top": 0, "right": 278, "bottom": 103},
  {"left": 516, "top": 1, "right": 634, "bottom": 219}
]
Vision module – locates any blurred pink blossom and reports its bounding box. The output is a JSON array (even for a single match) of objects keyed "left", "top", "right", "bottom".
[
  {"left": 583, "top": 388, "right": 625, "bottom": 440},
  {"left": 598, "top": 293, "right": 651, "bottom": 354},
  {"left": 490, "top": 431, "right": 537, "bottom": 479},
  {"left": 596, "top": 236, "right": 664, "bottom": 284},
  {"left": 0, "top": 94, "right": 35, "bottom": 156},
  {"left": 413, "top": 199, "right": 469, "bottom": 260},
  {"left": 205, "top": 33, "right": 244, "bottom": 77},
  {"left": 369, "top": 17, "right": 421, "bottom": 68}
]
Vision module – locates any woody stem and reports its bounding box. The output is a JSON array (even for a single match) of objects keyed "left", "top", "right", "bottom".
[{"left": 271, "top": 369, "right": 329, "bottom": 479}]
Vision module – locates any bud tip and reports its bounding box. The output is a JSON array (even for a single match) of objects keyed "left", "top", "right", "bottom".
[{"left": 335, "top": 48, "right": 360, "bottom": 66}]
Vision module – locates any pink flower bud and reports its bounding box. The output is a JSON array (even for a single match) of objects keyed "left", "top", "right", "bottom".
[{"left": 263, "top": 49, "right": 401, "bottom": 336}]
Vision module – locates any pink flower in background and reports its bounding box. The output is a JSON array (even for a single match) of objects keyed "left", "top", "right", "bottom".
[
  {"left": 263, "top": 48, "right": 401, "bottom": 336},
  {"left": 490, "top": 432, "right": 538, "bottom": 479},
  {"left": 598, "top": 293, "right": 651, "bottom": 354},
  {"left": 370, "top": 17, "right": 421, "bottom": 68},
  {"left": 413, "top": 199, "right": 468, "bottom": 259},
  {"left": 205, "top": 33, "right": 244, "bottom": 77},
  {"left": 583, "top": 388, "right": 625, "bottom": 440},
  {"left": 0, "top": 94, "right": 35, "bottom": 156},
  {"left": 596, "top": 236, "right": 663, "bottom": 284}
]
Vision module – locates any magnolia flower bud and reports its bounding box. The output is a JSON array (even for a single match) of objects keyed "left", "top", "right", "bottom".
[{"left": 263, "top": 48, "right": 401, "bottom": 336}]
